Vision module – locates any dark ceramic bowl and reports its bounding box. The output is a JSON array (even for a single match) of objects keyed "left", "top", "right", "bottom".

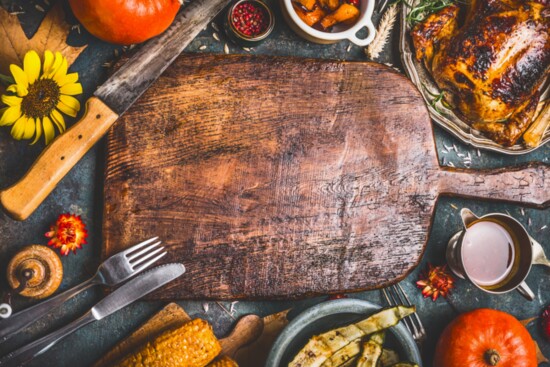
[{"left": 266, "top": 298, "right": 423, "bottom": 367}]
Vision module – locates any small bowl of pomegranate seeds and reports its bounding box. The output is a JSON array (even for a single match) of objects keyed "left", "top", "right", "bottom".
[
  {"left": 281, "top": 0, "right": 375, "bottom": 46},
  {"left": 225, "top": 0, "right": 275, "bottom": 46}
]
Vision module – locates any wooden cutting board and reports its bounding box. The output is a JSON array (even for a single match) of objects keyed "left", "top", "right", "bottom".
[
  {"left": 93, "top": 303, "right": 263, "bottom": 366},
  {"left": 102, "top": 53, "right": 549, "bottom": 300}
]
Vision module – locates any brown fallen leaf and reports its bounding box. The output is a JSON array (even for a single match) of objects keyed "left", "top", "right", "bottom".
[
  {"left": 0, "top": 2, "right": 87, "bottom": 75},
  {"left": 535, "top": 340, "right": 549, "bottom": 365}
]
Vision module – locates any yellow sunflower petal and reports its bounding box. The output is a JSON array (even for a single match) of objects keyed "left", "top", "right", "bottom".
[
  {"left": 10, "top": 116, "right": 27, "bottom": 140},
  {"left": 43, "top": 50, "right": 54, "bottom": 76},
  {"left": 44, "top": 52, "right": 63, "bottom": 79},
  {"left": 43, "top": 116, "right": 55, "bottom": 145},
  {"left": 23, "top": 117, "right": 35, "bottom": 140},
  {"left": 1, "top": 94, "right": 22, "bottom": 107},
  {"left": 60, "top": 82, "right": 83, "bottom": 96},
  {"left": 50, "top": 109, "right": 66, "bottom": 133},
  {"left": 6, "top": 84, "right": 28, "bottom": 97},
  {"left": 59, "top": 72, "right": 79, "bottom": 87},
  {"left": 24, "top": 50, "right": 41, "bottom": 85},
  {"left": 31, "top": 117, "right": 43, "bottom": 145},
  {"left": 0, "top": 104, "right": 22, "bottom": 126},
  {"left": 53, "top": 58, "right": 69, "bottom": 84},
  {"left": 59, "top": 95, "right": 81, "bottom": 114},
  {"left": 9, "top": 64, "right": 28, "bottom": 91}
]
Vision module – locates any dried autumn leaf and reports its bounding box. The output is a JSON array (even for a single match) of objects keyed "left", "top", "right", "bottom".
[{"left": 0, "top": 2, "right": 86, "bottom": 75}]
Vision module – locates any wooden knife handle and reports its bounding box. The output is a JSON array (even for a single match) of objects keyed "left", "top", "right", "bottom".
[{"left": 0, "top": 97, "right": 118, "bottom": 220}]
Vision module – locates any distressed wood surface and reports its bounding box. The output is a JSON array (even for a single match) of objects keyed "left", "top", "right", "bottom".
[{"left": 102, "top": 53, "right": 549, "bottom": 300}]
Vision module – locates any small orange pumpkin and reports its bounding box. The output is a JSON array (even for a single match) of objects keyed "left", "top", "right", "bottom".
[
  {"left": 68, "top": 0, "right": 182, "bottom": 45},
  {"left": 434, "top": 308, "right": 537, "bottom": 367}
]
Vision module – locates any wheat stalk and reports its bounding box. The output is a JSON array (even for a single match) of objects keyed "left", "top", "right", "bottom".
[{"left": 365, "top": 4, "right": 399, "bottom": 60}]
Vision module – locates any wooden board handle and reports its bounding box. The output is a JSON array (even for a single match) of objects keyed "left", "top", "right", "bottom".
[
  {"left": 438, "top": 163, "right": 549, "bottom": 208},
  {"left": 220, "top": 315, "right": 263, "bottom": 358},
  {"left": 0, "top": 97, "right": 118, "bottom": 220}
]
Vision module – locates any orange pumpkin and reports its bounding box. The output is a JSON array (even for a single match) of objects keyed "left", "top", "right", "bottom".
[
  {"left": 434, "top": 308, "right": 537, "bottom": 367},
  {"left": 68, "top": 0, "right": 182, "bottom": 45}
]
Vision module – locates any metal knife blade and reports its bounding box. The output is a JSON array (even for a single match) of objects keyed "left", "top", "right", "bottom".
[
  {"left": 0, "top": 0, "right": 231, "bottom": 221},
  {"left": 0, "top": 264, "right": 185, "bottom": 367},
  {"left": 95, "top": 0, "right": 231, "bottom": 115},
  {"left": 91, "top": 263, "right": 185, "bottom": 320}
]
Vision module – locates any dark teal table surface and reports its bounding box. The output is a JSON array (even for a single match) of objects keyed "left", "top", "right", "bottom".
[{"left": 0, "top": 1, "right": 548, "bottom": 366}]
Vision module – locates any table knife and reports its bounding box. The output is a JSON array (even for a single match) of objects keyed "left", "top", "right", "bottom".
[
  {"left": 0, "top": 0, "right": 231, "bottom": 221},
  {"left": 0, "top": 263, "right": 185, "bottom": 367}
]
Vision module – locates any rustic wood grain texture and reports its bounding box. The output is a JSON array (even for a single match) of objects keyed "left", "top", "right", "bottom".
[
  {"left": 93, "top": 303, "right": 263, "bottom": 367},
  {"left": 102, "top": 53, "right": 549, "bottom": 300}
]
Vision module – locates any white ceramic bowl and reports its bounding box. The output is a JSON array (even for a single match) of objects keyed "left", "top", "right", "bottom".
[{"left": 281, "top": 0, "right": 376, "bottom": 46}]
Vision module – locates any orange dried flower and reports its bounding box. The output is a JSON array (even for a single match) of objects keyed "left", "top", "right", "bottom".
[
  {"left": 45, "top": 213, "right": 88, "bottom": 255},
  {"left": 416, "top": 263, "right": 454, "bottom": 301}
]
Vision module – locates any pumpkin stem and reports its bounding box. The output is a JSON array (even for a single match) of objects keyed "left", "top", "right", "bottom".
[{"left": 484, "top": 349, "right": 501, "bottom": 366}]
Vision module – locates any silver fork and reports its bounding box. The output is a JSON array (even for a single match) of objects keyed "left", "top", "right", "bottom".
[
  {"left": 0, "top": 237, "right": 166, "bottom": 343},
  {"left": 382, "top": 283, "right": 427, "bottom": 346}
]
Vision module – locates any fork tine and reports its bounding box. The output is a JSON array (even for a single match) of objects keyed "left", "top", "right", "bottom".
[
  {"left": 129, "top": 245, "right": 165, "bottom": 266},
  {"left": 393, "top": 285, "right": 421, "bottom": 337},
  {"left": 126, "top": 241, "right": 162, "bottom": 261},
  {"left": 132, "top": 252, "right": 167, "bottom": 273},
  {"left": 122, "top": 237, "right": 159, "bottom": 256},
  {"left": 396, "top": 283, "right": 427, "bottom": 336}
]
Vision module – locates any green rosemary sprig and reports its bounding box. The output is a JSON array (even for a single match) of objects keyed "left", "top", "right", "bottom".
[
  {"left": 395, "top": 0, "right": 455, "bottom": 25},
  {"left": 424, "top": 86, "right": 451, "bottom": 114}
]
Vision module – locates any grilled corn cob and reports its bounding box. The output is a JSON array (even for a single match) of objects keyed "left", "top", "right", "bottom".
[
  {"left": 116, "top": 318, "right": 221, "bottom": 367},
  {"left": 206, "top": 356, "right": 238, "bottom": 367}
]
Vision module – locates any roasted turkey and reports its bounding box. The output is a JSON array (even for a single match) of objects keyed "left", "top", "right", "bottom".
[{"left": 411, "top": 0, "right": 550, "bottom": 146}]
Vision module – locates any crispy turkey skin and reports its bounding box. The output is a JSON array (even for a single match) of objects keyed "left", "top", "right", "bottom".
[{"left": 411, "top": 0, "right": 549, "bottom": 146}]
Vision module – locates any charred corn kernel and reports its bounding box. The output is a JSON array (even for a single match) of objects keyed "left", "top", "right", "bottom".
[
  {"left": 206, "top": 356, "right": 239, "bottom": 367},
  {"left": 116, "top": 319, "right": 221, "bottom": 367}
]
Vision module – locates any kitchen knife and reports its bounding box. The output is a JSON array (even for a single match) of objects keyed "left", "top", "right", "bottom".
[
  {"left": 0, "top": 0, "right": 231, "bottom": 221},
  {"left": 0, "top": 263, "right": 185, "bottom": 367}
]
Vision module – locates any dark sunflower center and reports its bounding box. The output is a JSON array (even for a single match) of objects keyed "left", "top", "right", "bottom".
[{"left": 21, "top": 79, "right": 60, "bottom": 119}]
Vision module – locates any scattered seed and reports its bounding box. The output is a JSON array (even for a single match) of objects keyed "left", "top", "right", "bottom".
[
  {"left": 213, "top": 32, "right": 220, "bottom": 41},
  {"left": 242, "top": 47, "right": 251, "bottom": 52},
  {"left": 102, "top": 62, "right": 114, "bottom": 68},
  {"left": 506, "top": 210, "right": 511, "bottom": 216},
  {"left": 541, "top": 225, "right": 548, "bottom": 230},
  {"left": 346, "top": 44, "right": 352, "bottom": 52},
  {"left": 444, "top": 144, "right": 453, "bottom": 151},
  {"left": 528, "top": 217, "right": 532, "bottom": 226},
  {"left": 202, "top": 302, "right": 209, "bottom": 313},
  {"left": 441, "top": 148, "right": 448, "bottom": 154},
  {"left": 9, "top": 11, "right": 25, "bottom": 15},
  {"left": 476, "top": 149, "right": 481, "bottom": 157},
  {"left": 35, "top": 4, "right": 45, "bottom": 12},
  {"left": 114, "top": 49, "right": 119, "bottom": 57},
  {"left": 453, "top": 144, "right": 458, "bottom": 151},
  {"left": 442, "top": 157, "right": 447, "bottom": 165},
  {"left": 211, "top": 22, "right": 220, "bottom": 32},
  {"left": 71, "top": 24, "right": 81, "bottom": 34},
  {"left": 199, "top": 45, "right": 207, "bottom": 50},
  {"left": 230, "top": 301, "right": 238, "bottom": 314},
  {"left": 457, "top": 153, "right": 465, "bottom": 158},
  {"left": 447, "top": 161, "right": 455, "bottom": 167},
  {"left": 450, "top": 203, "right": 458, "bottom": 209},
  {"left": 224, "top": 43, "right": 229, "bottom": 54},
  {"left": 521, "top": 208, "right": 525, "bottom": 216}
]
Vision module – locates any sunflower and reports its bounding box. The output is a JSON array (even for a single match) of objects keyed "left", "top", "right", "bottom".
[{"left": 0, "top": 50, "right": 82, "bottom": 145}]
